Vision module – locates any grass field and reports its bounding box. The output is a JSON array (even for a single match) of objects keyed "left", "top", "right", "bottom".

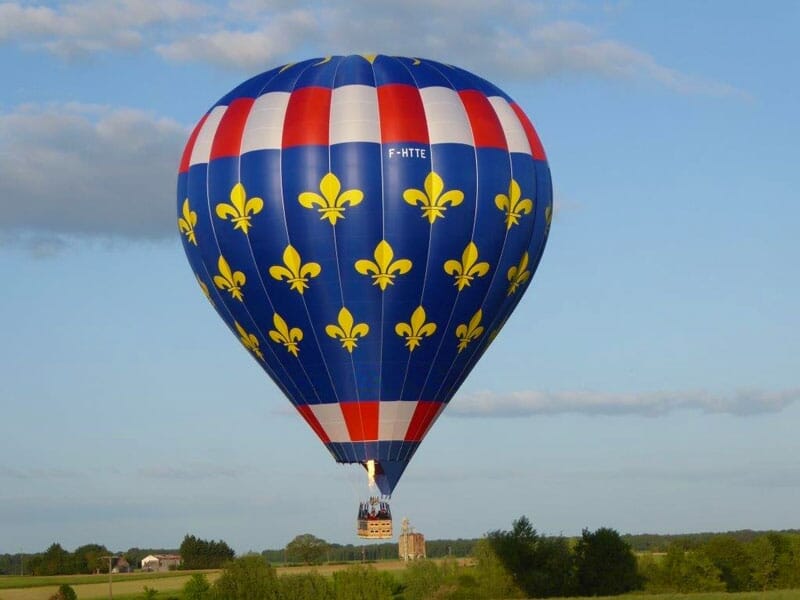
[
  {"left": 0, "top": 571, "right": 214, "bottom": 600},
  {"left": 0, "top": 562, "right": 413, "bottom": 600},
  {"left": 3, "top": 568, "right": 800, "bottom": 600}
]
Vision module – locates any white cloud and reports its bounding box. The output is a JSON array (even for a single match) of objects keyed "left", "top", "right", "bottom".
[
  {"left": 0, "top": 103, "right": 185, "bottom": 243},
  {"left": 156, "top": 8, "right": 318, "bottom": 69},
  {"left": 0, "top": 0, "right": 204, "bottom": 57},
  {"left": 159, "top": 2, "right": 741, "bottom": 97},
  {"left": 450, "top": 388, "right": 800, "bottom": 417},
  {"left": 2, "top": 1, "right": 742, "bottom": 96}
]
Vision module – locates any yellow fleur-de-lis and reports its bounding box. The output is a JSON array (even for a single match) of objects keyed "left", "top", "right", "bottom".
[
  {"left": 325, "top": 307, "right": 369, "bottom": 353},
  {"left": 234, "top": 321, "right": 264, "bottom": 361},
  {"left": 196, "top": 275, "right": 214, "bottom": 306},
  {"left": 215, "top": 183, "right": 264, "bottom": 235},
  {"left": 178, "top": 198, "right": 198, "bottom": 245},
  {"left": 444, "top": 242, "right": 490, "bottom": 291},
  {"left": 354, "top": 240, "right": 412, "bottom": 291},
  {"left": 395, "top": 306, "right": 437, "bottom": 351},
  {"left": 268, "top": 245, "right": 321, "bottom": 294},
  {"left": 268, "top": 313, "right": 303, "bottom": 357},
  {"left": 298, "top": 172, "right": 363, "bottom": 226},
  {"left": 495, "top": 179, "right": 533, "bottom": 229},
  {"left": 403, "top": 171, "right": 464, "bottom": 224},
  {"left": 213, "top": 255, "right": 246, "bottom": 301},
  {"left": 456, "top": 309, "right": 484, "bottom": 353},
  {"left": 506, "top": 252, "right": 531, "bottom": 296}
]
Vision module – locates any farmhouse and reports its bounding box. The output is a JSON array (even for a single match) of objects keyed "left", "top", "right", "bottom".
[
  {"left": 111, "top": 557, "right": 131, "bottom": 573},
  {"left": 141, "top": 554, "right": 181, "bottom": 572}
]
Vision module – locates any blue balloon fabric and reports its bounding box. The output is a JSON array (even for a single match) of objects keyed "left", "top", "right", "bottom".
[{"left": 177, "top": 55, "right": 552, "bottom": 495}]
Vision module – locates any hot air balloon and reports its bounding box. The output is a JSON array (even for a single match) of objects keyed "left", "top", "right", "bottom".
[{"left": 177, "top": 55, "right": 552, "bottom": 538}]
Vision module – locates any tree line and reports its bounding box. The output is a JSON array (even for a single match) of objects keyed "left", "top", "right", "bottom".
[
  {"left": 639, "top": 532, "right": 800, "bottom": 592},
  {"left": 260, "top": 537, "right": 476, "bottom": 564},
  {"left": 175, "top": 520, "right": 639, "bottom": 600},
  {"left": 2, "top": 544, "right": 179, "bottom": 576},
  {"left": 623, "top": 528, "right": 800, "bottom": 552},
  {"left": 6, "top": 523, "right": 800, "bottom": 598}
]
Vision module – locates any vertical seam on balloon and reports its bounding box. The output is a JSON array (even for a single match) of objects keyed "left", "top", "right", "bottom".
[
  {"left": 235, "top": 64, "right": 329, "bottom": 410},
  {"left": 391, "top": 56, "right": 435, "bottom": 462},
  {"left": 376, "top": 61, "right": 404, "bottom": 462},
  {"left": 440, "top": 103, "right": 542, "bottom": 403},
  {"left": 443, "top": 172, "right": 547, "bottom": 404},
  {"left": 194, "top": 147, "right": 305, "bottom": 403},
  {"left": 328, "top": 57, "right": 368, "bottom": 461},
  {"left": 270, "top": 60, "right": 342, "bottom": 412},
  {"left": 190, "top": 252, "right": 294, "bottom": 403},
  {"left": 369, "top": 57, "right": 389, "bottom": 462},
  {"left": 405, "top": 60, "right": 482, "bottom": 441}
]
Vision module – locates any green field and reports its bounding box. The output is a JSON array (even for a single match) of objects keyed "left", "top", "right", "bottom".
[
  {"left": 3, "top": 568, "right": 800, "bottom": 600},
  {"left": 0, "top": 570, "right": 214, "bottom": 600}
]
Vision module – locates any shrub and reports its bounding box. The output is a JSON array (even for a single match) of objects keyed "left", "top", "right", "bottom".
[
  {"left": 48, "top": 584, "right": 78, "bottom": 600},
  {"left": 212, "top": 555, "right": 279, "bottom": 600},
  {"left": 279, "top": 572, "right": 334, "bottom": 599},
  {"left": 331, "top": 565, "right": 396, "bottom": 600},
  {"left": 183, "top": 573, "right": 212, "bottom": 600},
  {"left": 574, "top": 527, "right": 641, "bottom": 595}
]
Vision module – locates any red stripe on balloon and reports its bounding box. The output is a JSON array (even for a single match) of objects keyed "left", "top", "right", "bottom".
[
  {"left": 340, "top": 401, "right": 380, "bottom": 442},
  {"left": 282, "top": 87, "right": 332, "bottom": 148},
  {"left": 178, "top": 113, "right": 209, "bottom": 174},
  {"left": 377, "top": 84, "right": 429, "bottom": 144},
  {"left": 510, "top": 102, "right": 547, "bottom": 160},
  {"left": 209, "top": 97, "right": 255, "bottom": 160},
  {"left": 404, "top": 401, "right": 442, "bottom": 442},
  {"left": 295, "top": 405, "right": 331, "bottom": 444},
  {"left": 459, "top": 90, "right": 507, "bottom": 150}
]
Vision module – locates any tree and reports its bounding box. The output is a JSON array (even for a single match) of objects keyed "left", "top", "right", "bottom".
[
  {"left": 655, "top": 544, "right": 724, "bottom": 593},
  {"left": 179, "top": 534, "right": 235, "bottom": 570},
  {"left": 279, "top": 572, "right": 334, "bottom": 600},
  {"left": 484, "top": 516, "right": 576, "bottom": 598},
  {"left": 402, "top": 559, "right": 449, "bottom": 600},
  {"left": 703, "top": 535, "right": 752, "bottom": 591},
  {"left": 775, "top": 535, "right": 800, "bottom": 589},
  {"left": 73, "top": 543, "right": 109, "bottom": 574},
  {"left": 574, "top": 527, "right": 641, "bottom": 595},
  {"left": 749, "top": 536, "right": 777, "bottom": 590},
  {"left": 142, "top": 587, "right": 158, "bottom": 599},
  {"left": 183, "top": 573, "right": 212, "bottom": 600},
  {"left": 529, "top": 536, "right": 576, "bottom": 597},
  {"left": 285, "top": 534, "right": 329, "bottom": 565},
  {"left": 472, "top": 539, "right": 524, "bottom": 599},
  {"left": 30, "top": 543, "right": 71, "bottom": 576},
  {"left": 211, "top": 555, "right": 279, "bottom": 600},
  {"left": 48, "top": 584, "right": 77, "bottom": 600}
]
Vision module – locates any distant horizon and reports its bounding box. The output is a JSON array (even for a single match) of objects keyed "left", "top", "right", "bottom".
[
  {"left": 3, "top": 1, "right": 798, "bottom": 555},
  {"left": 5, "top": 524, "right": 800, "bottom": 557}
]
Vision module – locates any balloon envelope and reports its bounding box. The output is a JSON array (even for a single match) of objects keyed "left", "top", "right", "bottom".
[{"left": 177, "top": 55, "right": 552, "bottom": 495}]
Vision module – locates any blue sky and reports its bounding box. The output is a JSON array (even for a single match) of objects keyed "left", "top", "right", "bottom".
[{"left": 1, "top": 1, "right": 798, "bottom": 554}]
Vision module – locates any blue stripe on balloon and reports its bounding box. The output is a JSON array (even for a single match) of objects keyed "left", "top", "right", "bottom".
[
  {"left": 372, "top": 56, "right": 419, "bottom": 87},
  {"left": 332, "top": 55, "right": 376, "bottom": 87}
]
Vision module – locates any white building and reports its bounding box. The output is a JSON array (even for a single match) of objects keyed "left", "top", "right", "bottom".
[{"left": 141, "top": 554, "right": 181, "bottom": 572}]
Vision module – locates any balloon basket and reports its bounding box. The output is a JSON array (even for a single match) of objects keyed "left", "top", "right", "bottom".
[{"left": 357, "top": 496, "right": 393, "bottom": 539}]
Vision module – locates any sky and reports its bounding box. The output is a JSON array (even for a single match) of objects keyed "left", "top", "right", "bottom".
[{"left": 1, "top": 0, "right": 799, "bottom": 554}]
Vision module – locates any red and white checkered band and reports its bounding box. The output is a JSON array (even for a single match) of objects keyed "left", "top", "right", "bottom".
[
  {"left": 294, "top": 400, "right": 446, "bottom": 445},
  {"left": 179, "top": 84, "right": 546, "bottom": 172}
]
